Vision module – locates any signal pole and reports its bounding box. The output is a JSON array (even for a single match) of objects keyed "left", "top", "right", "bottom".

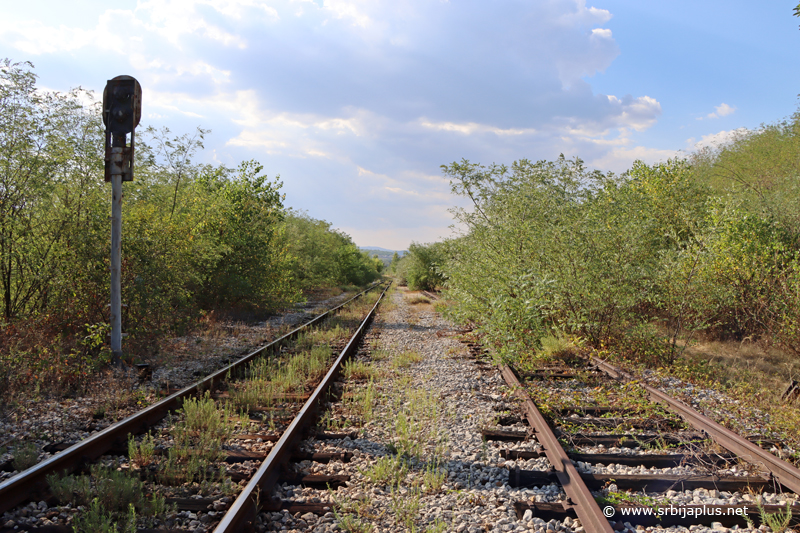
[{"left": 103, "top": 76, "right": 141, "bottom": 366}]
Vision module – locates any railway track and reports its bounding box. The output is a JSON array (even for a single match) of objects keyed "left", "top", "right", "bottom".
[
  {"left": 459, "top": 344, "right": 800, "bottom": 532},
  {"left": 0, "top": 282, "right": 389, "bottom": 532},
  {"left": 421, "top": 288, "right": 799, "bottom": 532},
  {"left": 3, "top": 286, "right": 798, "bottom": 532}
]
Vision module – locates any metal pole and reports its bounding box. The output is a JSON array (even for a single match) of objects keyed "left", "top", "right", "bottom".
[{"left": 110, "top": 134, "right": 125, "bottom": 365}]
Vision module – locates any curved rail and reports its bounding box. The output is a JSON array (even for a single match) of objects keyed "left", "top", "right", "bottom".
[
  {"left": 591, "top": 356, "right": 800, "bottom": 494},
  {"left": 0, "top": 282, "right": 385, "bottom": 513},
  {"left": 213, "top": 282, "right": 390, "bottom": 532}
]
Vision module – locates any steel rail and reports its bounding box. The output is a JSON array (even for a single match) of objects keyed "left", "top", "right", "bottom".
[
  {"left": 591, "top": 356, "right": 800, "bottom": 495},
  {"left": 213, "top": 283, "right": 390, "bottom": 532},
  {"left": 0, "top": 282, "right": 385, "bottom": 513},
  {"left": 499, "top": 365, "right": 614, "bottom": 533}
]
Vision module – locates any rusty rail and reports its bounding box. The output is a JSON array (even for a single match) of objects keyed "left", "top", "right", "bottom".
[
  {"left": 499, "top": 365, "right": 614, "bottom": 533},
  {"left": 0, "top": 282, "right": 385, "bottom": 513},
  {"left": 213, "top": 283, "right": 389, "bottom": 532},
  {"left": 591, "top": 356, "right": 800, "bottom": 495}
]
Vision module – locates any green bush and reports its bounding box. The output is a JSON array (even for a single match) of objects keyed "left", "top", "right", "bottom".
[
  {"left": 399, "top": 242, "right": 447, "bottom": 291},
  {"left": 440, "top": 138, "right": 800, "bottom": 363}
]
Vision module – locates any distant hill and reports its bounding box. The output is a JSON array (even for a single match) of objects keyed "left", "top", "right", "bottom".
[
  {"left": 360, "top": 246, "right": 395, "bottom": 252},
  {"left": 360, "top": 247, "right": 407, "bottom": 267}
]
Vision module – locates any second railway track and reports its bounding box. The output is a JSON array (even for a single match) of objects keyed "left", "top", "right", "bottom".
[{"left": 0, "top": 282, "right": 388, "bottom": 532}]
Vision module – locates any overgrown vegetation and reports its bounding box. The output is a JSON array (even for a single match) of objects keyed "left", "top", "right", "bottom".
[
  {"left": 438, "top": 112, "right": 800, "bottom": 370},
  {"left": 431, "top": 109, "right": 800, "bottom": 442},
  {"left": 0, "top": 59, "right": 381, "bottom": 402},
  {"left": 394, "top": 242, "right": 447, "bottom": 291},
  {"left": 47, "top": 463, "right": 171, "bottom": 531}
]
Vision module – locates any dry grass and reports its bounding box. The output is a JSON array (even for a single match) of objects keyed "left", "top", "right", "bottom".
[
  {"left": 404, "top": 293, "right": 431, "bottom": 306},
  {"left": 686, "top": 339, "right": 800, "bottom": 382},
  {"left": 673, "top": 337, "right": 800, "bottom": 448}
]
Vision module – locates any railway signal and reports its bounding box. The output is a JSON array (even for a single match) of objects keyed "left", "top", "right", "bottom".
[{"left": 102, "top": 75, "right": 141, "bottom": 365}]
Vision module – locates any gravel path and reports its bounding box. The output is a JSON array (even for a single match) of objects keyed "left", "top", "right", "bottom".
[{"left": 263, "top": 289, "right": 568, "bottom": 533}]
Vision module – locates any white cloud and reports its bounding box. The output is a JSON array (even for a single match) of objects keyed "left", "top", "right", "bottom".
[
  {"left": 699, "top": 102, "right": 736, "bottom": 120},
  {"left": 0, "top": 0, "right": 264, "bottom": 58},
  {"left": 419, "top": 119, "right": 537, "bottom": 136},
  {"left": 0, "top": 20, "right": 95, "bottom": 54},
  {"left": 558, "top": 2, "right": 612, "bottom": 27},
  {"left": 0, "top": 0, "right": 670, "bottom": 250},
  {"left": 589, "top": 145, "right": 680, "bottom": 174},
  {"left": 134, "top": 0, "right": 252, "bottom": 48},
  {"left": 203, "top": 0, "right": 280, "bottom": 20},
  {"left": 606, "top": 95, "right": 662, "bottom": 132},
  {"left": 591, "top": 28, "right": 613, "bottom": 39},
  {"left": 688, "top": 128, "right": 749, "bottom": 151},
  {"left": 322, "top": 0, "right": 374, "bottom": 28}
]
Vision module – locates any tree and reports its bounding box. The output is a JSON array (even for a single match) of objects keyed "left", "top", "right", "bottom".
[
  {"left": 199, "top": 160, "right": 294, "bottom": 309},
  {"left": 403, "top": 242, "right": 446, "bottom": 291},
  {"left": 389, "top": 251, "right": 400, "bottom": 274},
  {"left": 0, "top": 59, "right": 102, "bottom": 318}
]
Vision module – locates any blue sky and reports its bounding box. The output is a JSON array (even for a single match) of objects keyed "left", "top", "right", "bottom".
[{"left": 1, "top": 1, "right": 798, "bottom": 250}]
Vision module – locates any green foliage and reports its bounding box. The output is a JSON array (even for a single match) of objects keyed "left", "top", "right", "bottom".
[
  {"left": 537, "top": 332, "right": 581, "bottom": 362},
  {"left": 334, "top": 512, "right": 374, "bottom": 533},
  {"left": 47, "top": 464, "right": 168, "bottom": 531},
  {"left": 440, "top": 151, "right": 800, "bottom": 364},
  {"left": 283, "top": 211, "right": 382, "bottom": 289},
  {"left": 745, "top": 500, "right": 794, "bottom": 533},
  {"left": 196, "top": 160, "right": 297, "bottom": 310},
  {"left": 0, "top": 60, "right": 380, "bottom": 400},
  {"left": 691, "top": 115, "right": 800, "bottom": 231},
  {"left": 596, "top": 489, "right": 661, "bottom": 512},
  {"left": 71, "top": 498, "right": 123, "bottom": 533},
  {"left": 396, "top": 242, "right": 446, "bottom": 291},
  {"left": 11, "top": 441, "right": 39, "bottom": 471},
  {"left": 442, "top": 156, "right": 664, "bottom": 357},
  {"left": 441, "top": 115, "right": 800, "bottom": 362},
  {"left": 416, "top": 462, "right": 447, "bottom": 494},
  {"left": 180, "top": 392, "right": 235, "bottom": 440},
  {"left": 47, "top": 470, "right": 91, "bottom": 504},
  {"left": 389, "top": 251, "right": 401, "bottom": 274},
  {"left": 391, "top": 487, "right": 422, "bottom": 529},
  {"left": 361, "top": 454, "right": 409, "bottom": 487},
  {"left": 684, "top": 112, "right": 800, "bottom": 351},
  {"left": 128, "top": 432, "right": 156, "bottom": 467},
  {"left": 391, "top": 350, "right": 423, "bottom": 369}
]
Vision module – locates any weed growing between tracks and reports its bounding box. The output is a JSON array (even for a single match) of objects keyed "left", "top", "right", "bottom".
[
  {"left": 362, "top": 454, "right": 410, "bottom": 487},
  {"left": 47, "top": 463, "right": 173, "bottom": 531},
  {"left": 405, "top": 294, "right": 431, "bottom": 306},
  {"left": 128, "top": 432, "right": 156, "bottom": 467},
  {"left": 331, "top": 332, "right": 453, "bottom": 532},
  {"left": 343, "top": 379, "right": 378, "bottom": 425},
  {"left": 391, "top": 350, "right": 423, "bottom": 370},
  {"left": 229, "top": 291, "right": 382, "bottom": 413},
  {"left": 11, "top": 441, "right": 39, "bottom": 471},
  {"left": 746, "top": 499, "right": 794, "bottom": 533},
  {"left": 344, "top": 359, "right": 379, "bottom": 380},
  {"left": 2, "top": 286, "right": 386, "bottom": 532},
  {"left": 527, "top": 375, "right": 684, "bottom": 432}
]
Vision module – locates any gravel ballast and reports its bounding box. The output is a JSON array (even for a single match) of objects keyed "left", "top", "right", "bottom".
[{"left": 260, "top": 288, "right": 796, "bottom": 533}]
